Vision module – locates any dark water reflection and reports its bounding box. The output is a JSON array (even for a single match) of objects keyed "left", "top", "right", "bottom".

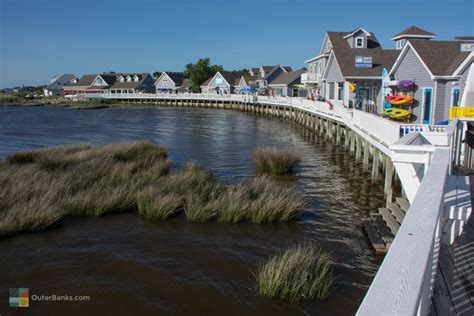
[{"left": 0, "top": 106, "right": 384, "bottom": 315}]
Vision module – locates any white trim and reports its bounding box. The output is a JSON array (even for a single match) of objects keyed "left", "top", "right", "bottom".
[
  {"left": 322, "top": 51, "right": 344, "bottom": 80},
  {"left": 91, "top": 75, "right": 109, "bottom": 87},
  {"left": 391, "top": 34, "right": 435, "bottom": 41},
  {"left": 453, "top": 52, "right": 474, "bottom": 76},
  {"left": 209, "top": 72, "right": 231, "bottom": 88},
  {"left": 305, "top": 53, "right": 329, "bottom": 64},
  {"left": 389, "top": 41, "right": 434, "bottom": 78},
  {"left": 154, "top": 72, "right": 176, "bottom": 87},
  {"left": 343, "top": 27, "right": 371, "bottom": 39},
  {"left": 355, "top": 36, "right": 364, "bottom": 48}
]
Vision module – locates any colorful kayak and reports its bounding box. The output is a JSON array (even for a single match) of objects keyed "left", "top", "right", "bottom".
[
  {"left": 387, "top": 80, "right": 415, "bottom": 89},
  {"left": 383, "top": 108, "right": 411, "bottom": 119},
  {"left": 385, "top": 95, "right": 413, "bottom": 105}
]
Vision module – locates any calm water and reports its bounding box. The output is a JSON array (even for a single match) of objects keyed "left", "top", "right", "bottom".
[{"left": 0, "top": 105, "right": 384, "bottom": 315}]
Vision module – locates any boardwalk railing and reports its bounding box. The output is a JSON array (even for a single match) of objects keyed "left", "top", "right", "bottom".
[
  {"left": 357, "top": 147, "right": 450, "bottom": 315},
  {"left": 79, "top": 92, "right": 422, "bottom": 152},
  {"left": 357, "top": 119, "right": 469, "bottom": 315}
]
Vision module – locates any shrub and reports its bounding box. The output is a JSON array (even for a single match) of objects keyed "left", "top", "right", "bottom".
[
  {"left": 253, "top": 147, "right": 300, "bottom": 175},
  {"left": 256, "top": 242, "right": 335, "bottom": 302}
]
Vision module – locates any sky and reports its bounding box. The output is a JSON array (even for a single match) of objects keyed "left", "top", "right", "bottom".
[{"left": 0, "top": 0, "right": 473, "bottom": 88}]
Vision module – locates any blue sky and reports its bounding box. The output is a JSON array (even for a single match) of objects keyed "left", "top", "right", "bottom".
[{"left": 0, "top": 0, "right": 473, "bottom": 88}]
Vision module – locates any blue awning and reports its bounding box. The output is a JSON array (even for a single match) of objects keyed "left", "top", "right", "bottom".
[{"left": 240, "top": 87, "right": 257, "bottom": 92}]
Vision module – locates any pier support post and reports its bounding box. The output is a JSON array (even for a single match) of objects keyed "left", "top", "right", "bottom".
[{"left": 384, "top": 157, "right": 394, "bottom": 206}]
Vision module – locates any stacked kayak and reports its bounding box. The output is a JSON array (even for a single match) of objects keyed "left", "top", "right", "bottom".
[
  {"left": 387, "top": 80, "right": 415, "bottom": 89},
  {"left": 383, "top": 108, "right": 411, "bottom": 120},
  {"left": 385, "top": 95, "right": 413, "bottom": 105}
]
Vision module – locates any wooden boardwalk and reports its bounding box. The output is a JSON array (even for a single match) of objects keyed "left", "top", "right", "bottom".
[{"left": 431, "top": 176, "right": 474, "bottom": 315}]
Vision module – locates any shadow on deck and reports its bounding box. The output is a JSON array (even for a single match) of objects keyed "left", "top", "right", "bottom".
[{"left": 431, "top": 176, "right": 474, "bottom": 315}]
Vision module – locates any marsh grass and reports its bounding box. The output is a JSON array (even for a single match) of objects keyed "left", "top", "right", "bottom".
[
  {"left": 256, "top": 242, "right": 336, "bottom": 302},
  {"left": 253, "top": 147, "right": 300, "bottom": 175},
  {"left": 1, "top": 143, "right": 305, "bottom": 238},
  {"left": 138, "top": 189, "right": 183, "bottom": 220}
]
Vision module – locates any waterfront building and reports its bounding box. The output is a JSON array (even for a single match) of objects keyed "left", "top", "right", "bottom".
[
  {"left": 200, "top": 71, "right": 241, "bottom": 94},
  {"left": 64, "top": 73, "right": 155, "bottom": 95},
  {"left": 390, "top": 36, "right": 473, "bottom": 124},
  {"left": 43, "top": 74, "right": 77, "bottom": 96},
  {"left": 268, "top": 68, "right": 307, "bottom": 97},
  {"left": 154, "top": 72, "right": 192, "bottom": 93},
  {"left": 306, "top": 27, "right": 398, "bottom": 112}
]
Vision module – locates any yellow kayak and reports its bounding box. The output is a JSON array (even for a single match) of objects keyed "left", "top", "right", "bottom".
[{"left": 383, "top": 108, "right": 411, "bottom": 119}]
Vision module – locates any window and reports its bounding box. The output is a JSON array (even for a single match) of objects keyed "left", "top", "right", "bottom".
[
  {"left": 421, "top": 87, "right": 433, "bottom": 124},
  {"left": 119, "top": 76, "right": 124, "bottom": 82},
  {"left": 126, "top": 76, "right": 132, "bottom": 82},
  {"left": 355, "top": 37, "right": 364, "bottom": 48},
  {"left": 326, "top": 41, "right": 331, "bottom": 52},
  {"left": 452, "top": 87, "right": 461, "bottom": 106},
  {"left": 133, "top": 75, "right": 139, "bottom": 82},
  {"left": 337, "top": 82, "right": 344, "bottom": 101},
  {"left": 329, "top": 82, "right": 335, "bottom": 99}
]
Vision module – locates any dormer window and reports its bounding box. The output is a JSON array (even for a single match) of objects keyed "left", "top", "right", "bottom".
[
  {"left": 133, "top": 75, "right": 139, "bottom": 82},
  {"left": 126, "top": 76, "right": 131, "bottom": 82},
  {"left": 355, "top": 37, "right": 364, "bottom": 48},
  {"left": 118, "top": 76, "right": 124, "bottom": 82}
]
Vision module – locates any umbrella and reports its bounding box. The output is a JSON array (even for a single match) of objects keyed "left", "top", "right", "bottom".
[{"left": 240, "top": 87, "right": 257, "bottom": 93}]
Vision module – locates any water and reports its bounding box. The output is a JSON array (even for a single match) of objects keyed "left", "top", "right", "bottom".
[{"left": 0, "top": 105, "right": 384, "bottom": 315}]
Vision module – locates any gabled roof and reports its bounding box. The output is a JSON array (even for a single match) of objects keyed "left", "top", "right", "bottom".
[
  {"left": 326, "top": 32, "right": 398, "bottom": 77},
  {"left": 391, "top": 26, "right": 435, "bottom": 40},
  {"left": 220, "top": 71, "right": 241, "bottom": 86},
  {"left": 202, "top": 71, "right": 240, "bottom": 87},
  {"left": 240, "top": 74, "right": 259, "bottom": 86},
  {"left": 110, "top": 73, "right": 151, "bottom": 89},
  {"left": 68, "top": 74, "right": 97, "bottom": 87},
  {"left": 166, "top": 72, "right": 187, "bottom": 86},
  {"left": 269, "top": 69, "right": 306, "bottom": 86},
  {"left": 343, "top": 27, "right": 371, "bottom": 39},
  {"left": 46, "top": 74, "right": 76, "bottom": 89},
  {"left": 408, "top": 40, "right": 470, "bottom": 76}
]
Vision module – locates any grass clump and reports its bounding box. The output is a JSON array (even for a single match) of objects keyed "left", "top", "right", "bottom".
[
  {"left": 0, "top": 143, "right": 305, "bottom": 238},
  {"left": 256, "top": 242, "right": 335, "bottom": 302},
  {"left": 6, "top": 151, "right": 41, "bottom": 164},
  {"left": 138, "top": 189, "right": 183, "bottom": 220},
  {"left": 253, "top": 147, "right": 300, "bottom": 175}
]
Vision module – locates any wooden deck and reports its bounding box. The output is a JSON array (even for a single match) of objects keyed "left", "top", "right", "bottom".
[{"left": 431, "top": 176, "right": 474, "bottom": 315}]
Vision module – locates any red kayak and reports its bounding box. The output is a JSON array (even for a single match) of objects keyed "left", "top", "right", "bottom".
[{"left": 385, "top": 95, "right": 413, "bottom": 105}]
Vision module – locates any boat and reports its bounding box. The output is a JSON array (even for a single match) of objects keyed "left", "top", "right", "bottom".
[
  {"left": 383, "top": 108, "right": 411, "bottom": 120},
  {"left": 397, "top": 80, "right": 415, "bottom": 88},
  {"left": 385, "top": 95, "right": 413, "bottom": 105}
]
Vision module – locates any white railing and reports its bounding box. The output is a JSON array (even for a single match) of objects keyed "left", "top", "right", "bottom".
[
  {"left": 357, "top": 119, "right": 468, "bottom": 315},
  {"left": 357, "top": 147, "right": 450, "bottom": 315},
  {"left": 352, "top": 109, "right": 401, "bottom": 147},
  {"left": 78, "top": 92, "right": 446, "bottom": 152}
]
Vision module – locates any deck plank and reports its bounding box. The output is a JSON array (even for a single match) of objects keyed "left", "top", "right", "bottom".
[
  {"left": 378, "top": 207, "right": 400, "bottom": 235},
  {"left": 362, "top": 220, "right": 386, "bottom": 254},
  {"left": 370, "top": 213, "right": 394, "bottom": 245},
  {"left": 387, "top": 202, "right": 405, "bottom": 224},
  {"left": 395, "top": 197, "right": 410, "bottom": 212}
]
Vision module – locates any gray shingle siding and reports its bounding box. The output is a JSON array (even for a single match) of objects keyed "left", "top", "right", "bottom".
[
  {"left": 435, "top": 80, "right": 447, "bottom": 123},
  {"left": 325, "top": 57, "right": 344, "bottom": 82},
  {"left": 155, "top": 74, "right": 176, "bottom": 91},
  {"left": 392, "top": 47, "right": 434, "bottom": 123}
]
